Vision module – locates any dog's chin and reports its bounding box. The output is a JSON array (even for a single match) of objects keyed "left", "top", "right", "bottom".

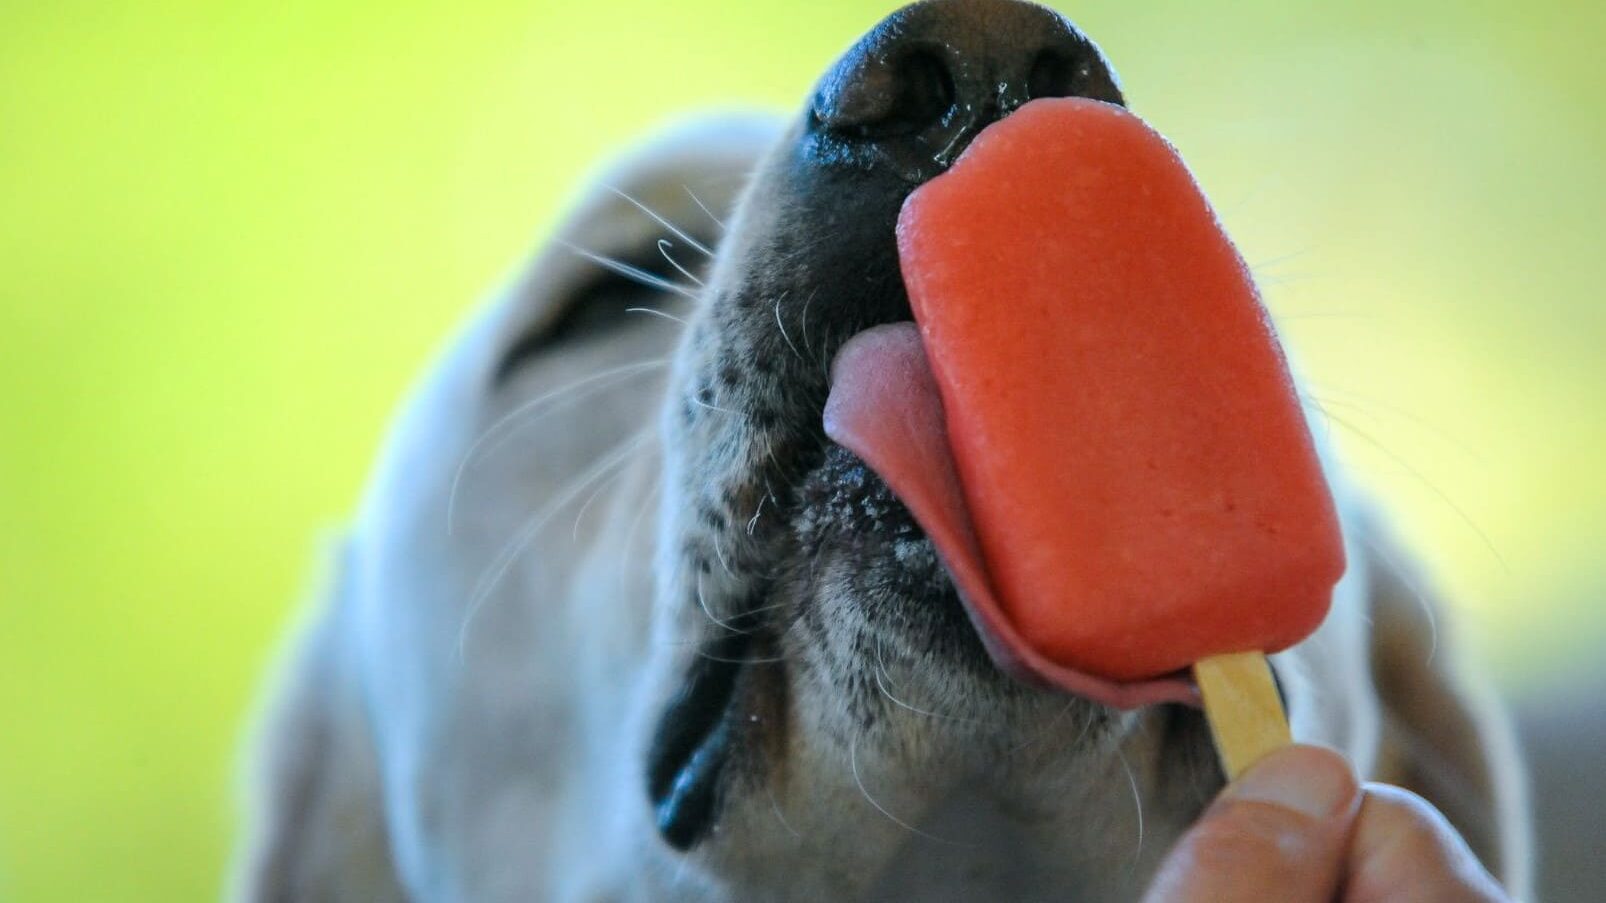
[
  {"left": 783, "top": 445, "right": 1004, "bottom": 695},
  {"left": 647, "top": 439, "right": 1123, "bottom": 853},
  {"left": 781, "top": 444, "right": 1130, "bottom": 748}
]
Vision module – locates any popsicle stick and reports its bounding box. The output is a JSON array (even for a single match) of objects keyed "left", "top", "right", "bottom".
[{"left": 1195, "top": 651, "right": 1291, "bottom": 780}]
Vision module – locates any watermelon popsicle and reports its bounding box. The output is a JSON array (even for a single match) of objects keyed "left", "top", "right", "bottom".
[{"left": 824, "top": 97, "right": 1346, "bottom": 773}]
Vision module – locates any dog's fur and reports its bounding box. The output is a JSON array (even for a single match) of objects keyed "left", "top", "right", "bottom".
[{"left": 234, "top": 5, "right": 1530, "bottom": 900}]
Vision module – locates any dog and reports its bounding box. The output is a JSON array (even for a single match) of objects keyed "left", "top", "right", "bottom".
[{"left": 234, "top": 1, "right": 1530, "bottom": 899}]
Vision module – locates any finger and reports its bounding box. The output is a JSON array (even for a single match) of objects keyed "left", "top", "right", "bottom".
[
  {"left": 1143, "top": 745, "right": 1361, "bottom": 903},
  {"left": 1342, "top": 784, "right": 1509, "bottom": 903}
]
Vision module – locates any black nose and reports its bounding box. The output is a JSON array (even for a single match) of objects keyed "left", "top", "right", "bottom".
[{"left": 811, "top": 0, "right": 1123, "bottom": 180}]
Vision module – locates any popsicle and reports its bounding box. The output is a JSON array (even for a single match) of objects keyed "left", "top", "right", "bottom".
[{"left": 823, "top": 97, "right": 1346, "bottom": 777}]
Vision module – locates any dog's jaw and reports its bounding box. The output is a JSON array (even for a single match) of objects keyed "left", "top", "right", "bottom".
[{"left": 639, "top": 2, "right": 1137, "bottom": 872}]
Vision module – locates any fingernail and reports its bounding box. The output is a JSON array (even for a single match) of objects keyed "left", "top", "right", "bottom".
[{"left": 1223, "top": 745, "right": 1357, "bottom": 820}]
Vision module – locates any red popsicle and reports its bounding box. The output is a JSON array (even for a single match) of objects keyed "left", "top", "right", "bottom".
[{"left": 824, "top": 97, "right": 1346, "bottom": 744}]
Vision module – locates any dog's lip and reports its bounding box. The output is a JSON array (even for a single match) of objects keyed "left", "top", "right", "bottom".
[{"left": 824, "top": 322, "right": 1200, "bottom": 710}]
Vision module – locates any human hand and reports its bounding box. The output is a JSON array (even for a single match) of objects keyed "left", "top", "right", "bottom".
[{"left": 1142, "top": 744, "right": 1509, "bottom": 902}]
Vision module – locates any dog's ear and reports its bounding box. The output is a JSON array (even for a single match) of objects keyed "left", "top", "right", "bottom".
[
  {"left": 1361, "top": 515, "right": 1532, "bottom": 898},
  {"left": 232, "top": 542, "right": 410, "bottom": 902}
]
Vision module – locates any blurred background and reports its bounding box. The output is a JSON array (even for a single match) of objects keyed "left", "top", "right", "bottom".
[{"left": 1, "top": 1, "right": 1601, "bottom": 899}]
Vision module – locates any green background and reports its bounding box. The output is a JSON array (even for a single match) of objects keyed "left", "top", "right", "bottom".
[{"left": 2, "top": 1, "right": 1602, "bottom": 899}]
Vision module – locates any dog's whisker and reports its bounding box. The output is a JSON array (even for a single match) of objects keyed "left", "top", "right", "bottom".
[
  {"left": 765, "top": 782, "right": 803, "bottom": 841},
  {"left": 555, "top": 238, "right": 701, "bottom": 301},
  {"left": 1115, "top": 748, "right": 1146, "bottom": 874},
  {"left": 752, "top": 432, "right": 811, "bottom": 496},
  {"left": 1257, "top": 272, "right": 1314, "bottom": 288},
  {"left": 1275, "top": 310, "right": 1372, "bottom": 322},
  {"left": 1212, "top": 176, "right": 1274, "bottom": 217},
  {"left": 871, "top": 638, "right": 994, "bottom": 728},
  {"left": 572, "top": 460, "right": 635, "bottom": 541},
  {"left": 1004, "top": 696, "right": 1086, "bottom": 754},
  {"left": 1361, "top": 530, "right": 1440, "bottom": 665},
  {"left": 772, "top": 293, "right": 806, "bottom": 364},
  {"left": 604, "top": 185, "right": 715, "bottom": 258},
  {"left": 693, "top": 651, "right": 787, "bottom": 664},
  {"left": 804, "top": 530, "right": 831, "bottom": 587},
  {"left": 849, "top": 732, "right": 969, "bottom": 847},
  {"left": 693, "top": 567, "right": 768, "bottom": 634},
  {"left": 745, "top": 492, "right": 769, "bottom": 535},
  {"left": 654, "top": 600, "right": 791, "bottom": 647},
  {"left": 618, "top": 481, "right": 660, "bottom": 582},
  {"left": 798, "top": 288, "right": 816, "bottom": 359},
  {"left": 691, "top": 396, "right": 740, "bottom": 416},
  {"left": 746, "top": 598, "right": 791, "bottom": 617},
  {"left": 1307, "top": 382, "right": 1482, "bottom": 462},
  {"left": 1321, "top": 406, "right": 1509, "bottom": 574},
  {"left": 656, "top": 239, "right": 705, "bottom": 287},
  {"left": 625, "top": 306, "right": 689, "bottom": 326},
  {"left": 1249, "top": 249, "right": 1310, "bottom": 273},
  {"left": 457, "top": 431, "right": 650, "bottom": 659},
  {"left": 1298, "top": 392, "right": 1338, "bottom": 445},
  {"left": 709, "top": 529, "right": 736, "bottom": 579},
  {"left": 683, "top": 184, "right": 728, "bottom": 232},
  {"left": 447, "top": 359, "right": 668, "bottom": 534}
]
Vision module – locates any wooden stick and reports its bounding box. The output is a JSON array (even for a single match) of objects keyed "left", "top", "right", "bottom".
[{"left": 1195, "top": 651, "right": 1291, "bottom": 780}]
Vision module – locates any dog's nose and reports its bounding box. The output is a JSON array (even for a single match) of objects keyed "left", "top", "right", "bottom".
[{"left": 812, "top": 0, "right": 1123, "bottom": 181}]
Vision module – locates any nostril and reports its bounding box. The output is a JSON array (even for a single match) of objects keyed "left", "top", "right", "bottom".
[
  {"left": 881, "top": 50, "right": 956, "bottom": 137},
  {"left": 1026, "top": 43, "right": 1124, "bottom": 107},
  {"left": 1026, "top": 48, "right": 1081, "bottom": 102},
  {"left": 807, "top": 3, "right": 1125, "bottom": 180},
  {"left": 815, "top": 48, "right": 956, "bottom": 142}
]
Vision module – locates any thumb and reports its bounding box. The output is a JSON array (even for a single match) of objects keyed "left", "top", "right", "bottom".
[{"left": 1142, "top": 744, "right": 1362, "bottom": 903}]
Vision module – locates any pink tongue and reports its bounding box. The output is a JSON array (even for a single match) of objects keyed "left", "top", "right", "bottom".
[{"left": 824, "top": 323, "right": 1198, "bottom": 709}]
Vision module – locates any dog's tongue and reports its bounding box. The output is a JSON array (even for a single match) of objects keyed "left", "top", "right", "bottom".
[
  {"left": 825, "top": 323, "right": 1197, "bottom": 708},
  {"left": 824, "top": 98, "right": 1345, "bottom": 710}
]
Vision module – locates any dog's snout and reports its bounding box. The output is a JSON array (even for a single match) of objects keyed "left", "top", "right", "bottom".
[{"left": 811, "top": 0, "right": 1123, "bottom": 179}]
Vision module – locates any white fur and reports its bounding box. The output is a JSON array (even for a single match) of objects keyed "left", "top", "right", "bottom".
[{"left": 234, "top": 113, "right": 1525, "bottom": 901}]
